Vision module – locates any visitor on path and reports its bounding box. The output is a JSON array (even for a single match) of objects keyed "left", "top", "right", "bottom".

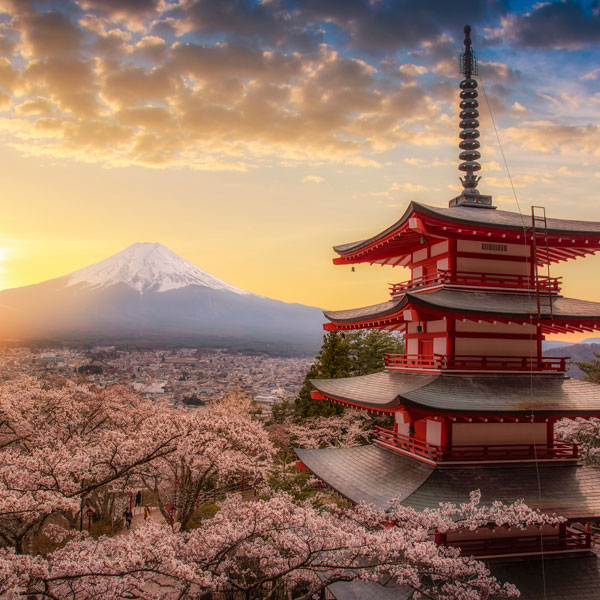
[
  {"left": 135, "top": 490, "right": 142, "bottom": 511},
  {"left": 143, "top": 505, "right": 152, "bottom": 521},
  {"left": 123, "top": 509, "right": 133, "bottom": 529}
]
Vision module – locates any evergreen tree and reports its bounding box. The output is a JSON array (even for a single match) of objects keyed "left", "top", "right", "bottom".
[
  {"left": 576, "top": 352, "right": 600, "bottom": 383},
  {"left": 293, "top": 330, "right": 403, "bottom": 420},
  {"left": 293, "top": 332, "right": 351, "bottom": 419},
  {"left": 348, "top": 330, "right": 404, "bottom": 375}
]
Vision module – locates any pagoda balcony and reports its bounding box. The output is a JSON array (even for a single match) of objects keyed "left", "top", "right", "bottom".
[
  {"left": 389, "top": 270, "right": 562, "bottom": 296},
  {"left": 445, "top": 529, "right": 592, "bottom": 558},
  {"left": 373, "top": 427, "right": 579, "bottom": 465},
  {"left": 384, "top": 353, "right": 569, "bottom": 374}
]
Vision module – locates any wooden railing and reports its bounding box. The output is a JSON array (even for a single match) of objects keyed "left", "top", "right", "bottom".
[
  {"left": 373, "top": 427, "right": 579, "bottom": 463},
  {"left": 384, "top": 354, "right": 568, "bottom": 373},
  {"left": 389, "top": 270, "right": 562, "bottom": 295},
  {"left": 446, "top": 530, "right": 591, "bottom": 557}
]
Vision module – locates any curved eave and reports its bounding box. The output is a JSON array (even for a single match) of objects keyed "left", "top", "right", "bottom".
[
  {"left": 323, "top": 290, "right": 600, "bottom": 334},
  {"left": 333, "top": 202, "right": 600, "bottom": 265},
  {"left": 312, "top": 372, "right": 600, "bottom": 417},
  {"left": 296, "top": 444, "right": 600, "bottom": 521}
]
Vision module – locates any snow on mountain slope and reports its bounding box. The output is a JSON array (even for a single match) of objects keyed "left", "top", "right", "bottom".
[{"left": 65, "top": 243, "right": 251, "bottom": 295}]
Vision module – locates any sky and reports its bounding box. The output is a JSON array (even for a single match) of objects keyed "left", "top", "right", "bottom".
[{"left": 0, "top": 0, "right": 599, "bottom": 340}]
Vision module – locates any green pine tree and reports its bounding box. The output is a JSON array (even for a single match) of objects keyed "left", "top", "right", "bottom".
[
  {"left": 293, "top": 330, "right": 404, "bottom": 420},
  {"left": 293, "top": 332, "right": 351, "bottom": 419},
  {"left": 348, "top": 330, "right": 404, "bottom": 375},
  {"left": 576, "top": 352, "right": 600, "bottom": 383}
]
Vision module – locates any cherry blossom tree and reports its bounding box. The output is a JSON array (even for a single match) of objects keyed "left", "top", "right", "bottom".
[
  {"left": 555, "top": 417, "right": 600, "bottom": 464},
  {"left": 286, "top": 409, "right": 373, "bottom": 449},
  {"left": 0, "top": 491, "right": 560, "bottom": 600},
  {"left": 0, "top": 377, "right": 182, "bottom": 552},
  {"left": 140, "top": 391, "right": 275, "bottom": 530}
]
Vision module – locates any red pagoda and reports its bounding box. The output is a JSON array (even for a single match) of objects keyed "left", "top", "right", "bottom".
[{"left": 297, "top": 26, "right": 600, "bottom": 599}]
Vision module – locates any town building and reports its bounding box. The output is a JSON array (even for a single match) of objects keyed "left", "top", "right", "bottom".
[{"left": 297, "top": 26, "right": 600, "bottom": 599}]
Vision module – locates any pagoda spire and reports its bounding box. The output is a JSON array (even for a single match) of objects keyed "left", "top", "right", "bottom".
[{"left": 450, "top": 25, "right": 494, "bottom": 209}]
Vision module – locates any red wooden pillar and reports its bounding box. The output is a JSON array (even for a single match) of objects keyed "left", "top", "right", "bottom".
[
  {"left": 559, "top": 522, "right": 567, "bottom": 547},
  {"left": 440, "top": 419, "right": 452, "bottom": 458},
  {"left": 546, "top": 419, "right": 554, "bottom": 450},
  {"left": 434, "top": 531, "right": 447, "bottom": 545}
]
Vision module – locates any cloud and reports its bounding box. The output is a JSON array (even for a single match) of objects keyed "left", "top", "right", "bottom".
[
  {"left": 0, "top": 0, "right": 592, "bottom": 176},
  {"left": 500, "top": 1, "right": 600, "bottom": 49},
  {"left": 18, "top": 10, "right": 83, "bottom": 58},
  {"left": 302, "top": 175, "right": 324, "bottom": 183}
]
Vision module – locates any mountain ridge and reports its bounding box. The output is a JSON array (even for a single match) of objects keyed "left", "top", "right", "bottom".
[{"left": 0, "top": 243, "right": 324, "bottom": 353}]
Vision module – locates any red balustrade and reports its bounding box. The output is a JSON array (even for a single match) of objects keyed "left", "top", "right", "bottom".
[
  {"left": 373, "top": 427, "right": 579, "bottom": 463},
  {"left": 389, "top": 270, "right": 561, "bottom": 295},
  {"left": 384, "top": 354, "right": 568, "bottom": 373},
  {"left": 446, "top": 530, "right": 591, "bottom": 557}
]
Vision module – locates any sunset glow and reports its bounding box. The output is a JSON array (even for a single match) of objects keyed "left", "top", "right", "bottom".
[{"left": 0, "top": 1, "right": 598, "bottom": 341}]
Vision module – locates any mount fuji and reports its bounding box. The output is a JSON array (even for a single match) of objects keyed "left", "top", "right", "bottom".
[{"left": 0, "top": 243, "right": 324, "bottom": 352}]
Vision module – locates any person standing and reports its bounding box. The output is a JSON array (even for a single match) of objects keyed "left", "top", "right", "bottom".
[
  {"left": 143, "top": 505, "right": 152, "bottom": 521},
  {"left": 123, "top": 509, "right": 133, "bottom": 529},
  {"left": 135, "top": 490, "right": 142, "bottom": 513}
]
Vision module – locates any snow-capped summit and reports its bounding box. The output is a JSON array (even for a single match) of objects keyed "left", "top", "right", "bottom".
[
  {"left": 0, "top": 242, "right": 323, "bottom": 352},
  {"left": 65, "top": 243, "right": 251, "bottom": 295}
]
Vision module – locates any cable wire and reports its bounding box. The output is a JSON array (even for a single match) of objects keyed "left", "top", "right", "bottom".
[{"left": 479, "top": 76, "right": 548, "bottom": 600}]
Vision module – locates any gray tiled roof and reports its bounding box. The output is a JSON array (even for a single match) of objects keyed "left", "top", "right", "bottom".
[
  {"left": 296, "top": 445, "right": 433, "bottom": 509},
  {"left": 324, "top": 289, "right": 600, "bottom": 323},
  {"left": 490, "top": 554, "right": 600, "bottom": 600},
  {"left": 333, "top": 202, "right": 600, "bottom": 256},
  {"left": 311, "top": 371, "right": 600, "bottom": 415},
  {"left": 296, "top": 445, "right": 600, "bottom": 521},
  {"left": 328, "top": 581, "right": 413, "bottom": 600},
  {"left": 327, "top": 555, "right": 600, "bottom": 600}
]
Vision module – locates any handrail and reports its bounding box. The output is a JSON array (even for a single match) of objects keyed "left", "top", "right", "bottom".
[
  {"left": 373, "top": 427, "right": 579, "bottom": 462},
  {"left": 389, "top": 270, "right": 562, "bottom": 295},
  {"left": 384, "top": 353, "right": 568, "bottom": 373},
  {"left": 446, "top": 530, "right": 591, "bottom": 557}
]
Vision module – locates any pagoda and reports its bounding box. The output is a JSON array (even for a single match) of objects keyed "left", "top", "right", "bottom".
[{"left": 297, "top": 26, "right": 600, "bottom": 600}]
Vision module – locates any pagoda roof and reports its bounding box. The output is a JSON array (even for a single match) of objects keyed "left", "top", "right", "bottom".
[
  {"left": 323, "top": 289, "right": 600, "bottom": 333},
  {"left": 310, "top": 371, "right": 600, "bottom": 416},
  {"left": 296, "top": 444, "right": 600, "bottom": 521},
  {"left": 489, "top": 554, "right": 600, "bottom": 600},
  {"left": 326, "top": 555, "right": 600, "bottom": 600},
  {"left": 333, "top": 202, "right": 600, "bottom": 265}
]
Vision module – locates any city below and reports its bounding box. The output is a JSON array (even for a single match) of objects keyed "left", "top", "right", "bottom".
[{"left": 0, "top": 345, "right": 312, "bottom": 415}]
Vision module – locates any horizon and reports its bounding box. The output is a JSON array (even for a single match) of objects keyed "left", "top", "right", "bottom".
[{"left": 0, "top": 1, "right": 599, "bottom": 343}]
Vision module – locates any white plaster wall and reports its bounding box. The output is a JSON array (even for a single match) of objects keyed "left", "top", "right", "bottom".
[
  {"left": 406, "top": 339, "right": 418, "bottom": 354},
  {"left": 427, "top": 320, "right": 447, "bottom": 333},
  {"left": 412, "top": 248, "right": 428, "bottom": 263},
  {"left": 407, "top": 322, "right": 419, "bottom": 334},
  {"left": 396, "top": 423, "right": 410, "bottom": 436},
  {"left": 455, "top": 321, "right": 536, "bottom": 334},
  {"left": 457, "top": 240, "right": 530, "bottom": 257},
  {"left": 456, "top": 257, "right": 529, "bottom": 275},
  {"left": 437, "top": 257, "right": 449, "bottom": 270},
  {"left": 426, "top": 420, "right": 442, "bottom": 445},
  {"left": 452, "top": 422, "right": 546, "bottom": 445},
  {"left": 431, "top": 241, "right": 449, "bottom": 256},
  {"left": 412, "top": 265, "right": 423, "bottom": 279},
  {"left": 433, "top": 337, "right": 447, "bottom": 355},
  {"left": 454, "top": 338, "right": 537, "bottom": 357}
]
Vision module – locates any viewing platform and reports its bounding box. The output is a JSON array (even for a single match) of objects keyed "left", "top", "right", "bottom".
[
  {"left": 373, "top": 426, "right": 579, "bottom": 465},
  {"left": 389, "top": 270, "right": 562, "bottom": 296},
  {"left": 384, "top": 353, "right": 569, "bottom": 374}
]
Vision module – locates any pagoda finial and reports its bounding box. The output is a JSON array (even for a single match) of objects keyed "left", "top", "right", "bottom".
[{"left": 450, "top": 25, "right": 494, "bottom": 209}]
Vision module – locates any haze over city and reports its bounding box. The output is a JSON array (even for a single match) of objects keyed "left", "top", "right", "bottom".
[{"left": 0, "top": 0, "right": 598, "bottom": 340}]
